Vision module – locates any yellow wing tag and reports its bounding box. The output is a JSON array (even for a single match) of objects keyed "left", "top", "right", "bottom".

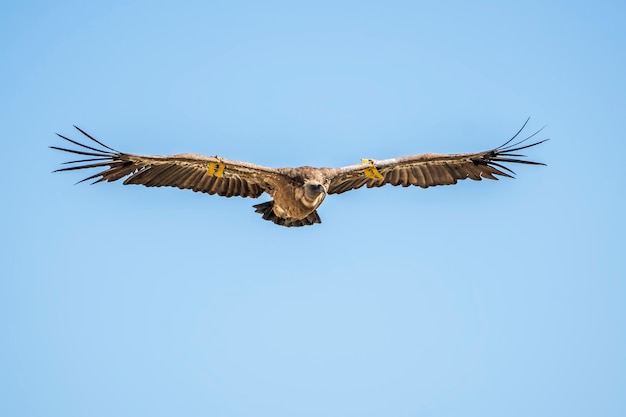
[
  {"left": 207, "top": 157, "right": 226, "bottom": 178},
  {"left": 361, "top": 159, "right": 384, "bottom": 181}
]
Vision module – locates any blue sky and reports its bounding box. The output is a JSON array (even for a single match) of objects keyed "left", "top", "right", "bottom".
[{"left": 2, "top": 1, "right": 624, "bottom": 416}]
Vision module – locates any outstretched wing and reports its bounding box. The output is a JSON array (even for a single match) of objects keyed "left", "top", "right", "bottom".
[
  {"left": 51, "top": 126, "right": 284, "bottom": 198},
  {"left": 325, "top": 120, "right": 547, "bottom": 195}
]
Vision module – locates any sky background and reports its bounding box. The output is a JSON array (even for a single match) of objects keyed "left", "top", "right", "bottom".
[{"left": 2, "top": 1, "right": 624, "bottom": 416}]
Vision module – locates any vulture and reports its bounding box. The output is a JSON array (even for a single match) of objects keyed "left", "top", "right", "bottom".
[{"left": 52, "top": 120, "right": 547, "bottom": 227}]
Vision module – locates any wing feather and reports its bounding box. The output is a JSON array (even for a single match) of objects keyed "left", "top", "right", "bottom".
[
  {"left": 389, "top": 167, "right": 400, "bottom": 185},
  {"left": 423, "top": 164, "right": 437, "bottom": 186},
  {"left": 192, "top": 171, "right": 211, "bottom": 192},
  {"left": 409, "top": 166, "right": 425, "bottom": 188},
  {"left": 435, "top": 164, "right": 455, "bottom": 185},
  {"left": 398, "top": 167, "right": 410, "bottom": 187},
  {"left": 52, "top": 127, "right": 283, "bottom": 199},
  {"left": 326, "top": 121, "right": 547, "bottom": 194},
  {"left": 404, "top": 168, "right": 418, "bottom": 187}
]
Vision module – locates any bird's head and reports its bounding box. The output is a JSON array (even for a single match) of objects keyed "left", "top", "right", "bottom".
[
  {"left": 302, "top": 181, "right": 326, "bottom": 207},
  {"left": 303, "top": 181, "right": 327, "bottom": 202}
]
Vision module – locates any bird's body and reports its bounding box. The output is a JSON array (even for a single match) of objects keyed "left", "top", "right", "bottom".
[{"left": 52, "top": 121, "right": 547, "bottom": 227}]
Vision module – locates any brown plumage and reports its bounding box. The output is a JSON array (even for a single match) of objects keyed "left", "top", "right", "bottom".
[{"left": 51, "top": 120, "right": 547, "bottom": 227}]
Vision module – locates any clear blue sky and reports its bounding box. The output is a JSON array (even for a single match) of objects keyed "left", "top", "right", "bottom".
[{"left": 2, "top": 1, "right": 624, "bottom": 416}]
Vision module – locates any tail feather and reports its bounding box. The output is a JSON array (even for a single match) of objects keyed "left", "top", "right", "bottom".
[{"left": 253, "top": 201, "right": 321, "bottom": 227}]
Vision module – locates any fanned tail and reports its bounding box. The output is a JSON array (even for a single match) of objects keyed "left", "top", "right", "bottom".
[{"left": 253, "top": 201, "right": 321, "bottom": 227}]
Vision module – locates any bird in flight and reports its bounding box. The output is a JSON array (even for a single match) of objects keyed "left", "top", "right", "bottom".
[{"left": 52, "top": 120, "right": 547, "bottom": 227}]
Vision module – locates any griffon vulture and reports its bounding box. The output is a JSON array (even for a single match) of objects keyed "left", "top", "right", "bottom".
[{"left": 52, "top": 121, "right": 547, "bottom": 227}]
